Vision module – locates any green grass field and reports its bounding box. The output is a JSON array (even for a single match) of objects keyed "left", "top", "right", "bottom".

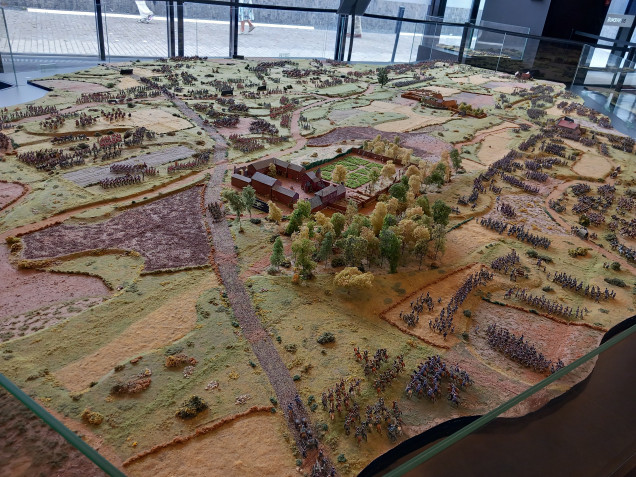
[{"left": 320, "top": 156, "right": 383, "bottom": 189}]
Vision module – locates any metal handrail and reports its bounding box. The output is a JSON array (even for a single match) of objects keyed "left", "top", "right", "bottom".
[
  {"left": 383, "top": 321, "right": 636, "bottom": 477},
  {"left": 0, "top": 372, "right": 126, "bottom": 477}
]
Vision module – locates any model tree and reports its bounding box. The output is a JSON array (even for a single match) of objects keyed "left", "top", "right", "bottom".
[
  {"left": 317, "top": 230, "right": 334, "bottom": 265},
  {"left": 267, "top": 163, "right": 277, "bottom": 177},
  {"left": 295, "top": 199, "right": 312, "bottom": 219},
  {"left": 369, "top": 168, "right": 380, "bottom": 192},
  {"left": 432, "top": 199, "right": 451, "bottom": 226},
  {"left": 397, "top": 218, "right": 417, "bottom": 252},
  {"left": 414, "top": 238, "right": 429, "bottom": 270},
  {"left": 381, "top": 161, "right": 396, "bottom": 182},
  {"left": 221, "top": 189, "right": 245, "bottom": 228},
  {"left": 342, "top": 236, "right": 368, "bottom": 267},
  {"left": 408, "top": 174, "right": 421, "bottom": 194},
  {"left": 389, "top": 182, "right": 407, "bottom": 202},
  {"left": 242, "top": 185, "right": 256, "bottom": 218},
  {"left": 334, "top": 267, "right": 374, "bottom": 294},
  {"left": 285, "top": 212, "right": 303, "bottom": 236},
  {"left": 370, "top": 201, "right": 388, "bottom": 235},
  {"left": 377, "top": 67, "right": 389, "bottom": 88},
  {"left": 267, "top": 201, "right": 283, "bottom": 223},
  {"left": 426, "top": 162, "right": 446, "bottom": 187},
  {"left": 285, "top": 199, "right": 311, "bottom": 236},
  {"left": 332, "top": 164, "right": 348, "bottom": 184},
  {"left": 291, "top": 237, "right": 316, "bottom": 278},
  {"left": 270, "top": 236, "right": 285, "bottom": 270},
  {"left": 380, "top": 228, "right": 401, "bottom": 273},
  {"left": 450, "top": 149, "right": 462, "bottom": 170},
  {"left": 431, "top": 223, "right": 447, "bottom": 259},
  {"left": 331, "top": 212, "right": 346, "bottom": 238}
]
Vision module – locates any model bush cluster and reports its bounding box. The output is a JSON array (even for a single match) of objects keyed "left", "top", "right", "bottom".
[
  {"left": 362, "top": 135, "right": 413, "bottom": 166},
  {"left": 271, "top": 172, "right": 451, "bottom": 281},
  {"left": 176, "top": 395, "right": 208, "bottom": 419}
]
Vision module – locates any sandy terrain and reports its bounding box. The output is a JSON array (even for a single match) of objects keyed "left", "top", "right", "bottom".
[
  {"left": 31, "top": 79, "right": 109, "bottom": 93},
  {"left": 106, "top": 108, "right": 195, "bottom": 134},
  {"left": 21, "top": 187, "right": 210, "bottom": 272},
  {"left": 476, "top": 131, "right": 513, "bottom": 165},
  {"left": 483, "top": 194, "right": 568, "bottom": 235},
  {"left": 572, "top": 151, "right": 614, "bottom": 178},
  {"left": 55, "top": 275, "right": 213, "bottom": 392},
  {"left": 0, "top": 181, "right": 26, "bottom": 210},
  {"left": 0, "top": 246, "right": 110, "bottom": 319},
  {"left": 126, "top": 413, "right": 296, "bottom": 477},
  {"left": 383, "top": 264, "right": 487, "bottom": 348},
  {"left": 118, "top": 76, "right": 143, "bottom": 89}
]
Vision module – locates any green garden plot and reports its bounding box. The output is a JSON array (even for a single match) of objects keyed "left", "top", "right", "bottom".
[{"left": 318, "top": 156, "right": 383, "bottom": 189}]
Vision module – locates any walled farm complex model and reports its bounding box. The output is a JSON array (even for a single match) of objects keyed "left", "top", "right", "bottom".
[{"left": 0, "top": 57, "right": 634, "bottom": 476}]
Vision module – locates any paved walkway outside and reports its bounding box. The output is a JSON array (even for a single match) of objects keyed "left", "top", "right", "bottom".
[{"left": 2, "top": 8, "right": 422, "bottom": 62}]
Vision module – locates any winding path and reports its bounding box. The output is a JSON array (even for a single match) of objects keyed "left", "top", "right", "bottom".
[{"left": 170, "top": 96, "right": 333, "bottom": 468}]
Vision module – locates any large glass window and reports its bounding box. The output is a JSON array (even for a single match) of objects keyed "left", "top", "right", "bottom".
[
  {"left": 237, "top": 8, "right": 338, "bottom": 59},
  {"left": 2, "top": 0, "right": 98, "bottom": 57},
  {"left": 184, "top": 2, "right": 230, "bottom": 57},
  {"left": 102, "top": 0, "right": 168, "bottom": 59}
]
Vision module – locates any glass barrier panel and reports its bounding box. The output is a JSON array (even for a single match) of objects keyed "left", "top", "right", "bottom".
[
  {"left": 365, "top": 0, "right": 431, "bottom": 20},
  {"left": 574, "top": 43, "right": 636, "bottom": 90},
  {"left": 463, "top": 26, "right": 504, "bottom": 72},
  {"left": 411, "top": 22, "right": 459, "bottom": 63},
  {"left": 436, "top": 24, "right": 464, "bottom": 58},
  {"left": 348, "top": 17, "right": 419, "bottom": 63},
  {"left": 0, "top": 386, "right": 109, "bottom": 476},
  {"left": 102, "top": 0, "right": 168, "bottom": 60},
  {"left": 475, "top": 20, "right": 528, "bottom": 61},
  {"left": 380, "top": 322, "right": 635, "bottom": 477},
  {"left": 0, "top": 7, "right": 17, "bottom": 87},
  {"left": 184, "top": 2, "right": 229, "bottom": 58},
  {"left": 2, "top": 0, "right": 98, "bottom": 58},
  {"left": 466, "top": 36, "right": 583, "bottom": 85},
  {"left": 237, "top": 9, "right": 337, "bottom": 59}
]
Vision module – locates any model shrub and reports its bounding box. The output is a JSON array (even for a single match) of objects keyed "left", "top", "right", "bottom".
[
  {"left": 331, "top": 256, "right": 346, "bottom": 268},
  {"left": 568, "top": 247, "right": 588, "bottom": 258},
  {"left": 604, "top": 277, "right": 626, "bottom": 287},
  {"left": 176, "top": 395, "right": 208, "bottom": 419},
  {"left": 81, "top": 409, "right": 104, "bottom": 426},
  {"left": 317, "top": 332, "right": 335, "bottom": 345}
]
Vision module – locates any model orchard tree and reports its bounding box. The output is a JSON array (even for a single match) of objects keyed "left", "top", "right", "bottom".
[{"left": 332, "top": 164, "right": 348, "bottom": 184}]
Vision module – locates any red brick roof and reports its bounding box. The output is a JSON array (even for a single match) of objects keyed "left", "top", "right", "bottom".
[{"left": 557, "top": 118, "right": 579, "bottom": 130}]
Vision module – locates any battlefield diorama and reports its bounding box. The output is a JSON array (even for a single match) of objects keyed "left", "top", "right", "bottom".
[{"left": 0, "top": 57, "right": 635, "bottom": 476}]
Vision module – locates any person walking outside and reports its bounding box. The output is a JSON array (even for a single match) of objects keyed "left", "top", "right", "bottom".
[
  {"left": 135, "top": 1, "right": 154, "bottom": 23},
  {"left": 239, "top": 0, "right": 256, "bottom": 34}
]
